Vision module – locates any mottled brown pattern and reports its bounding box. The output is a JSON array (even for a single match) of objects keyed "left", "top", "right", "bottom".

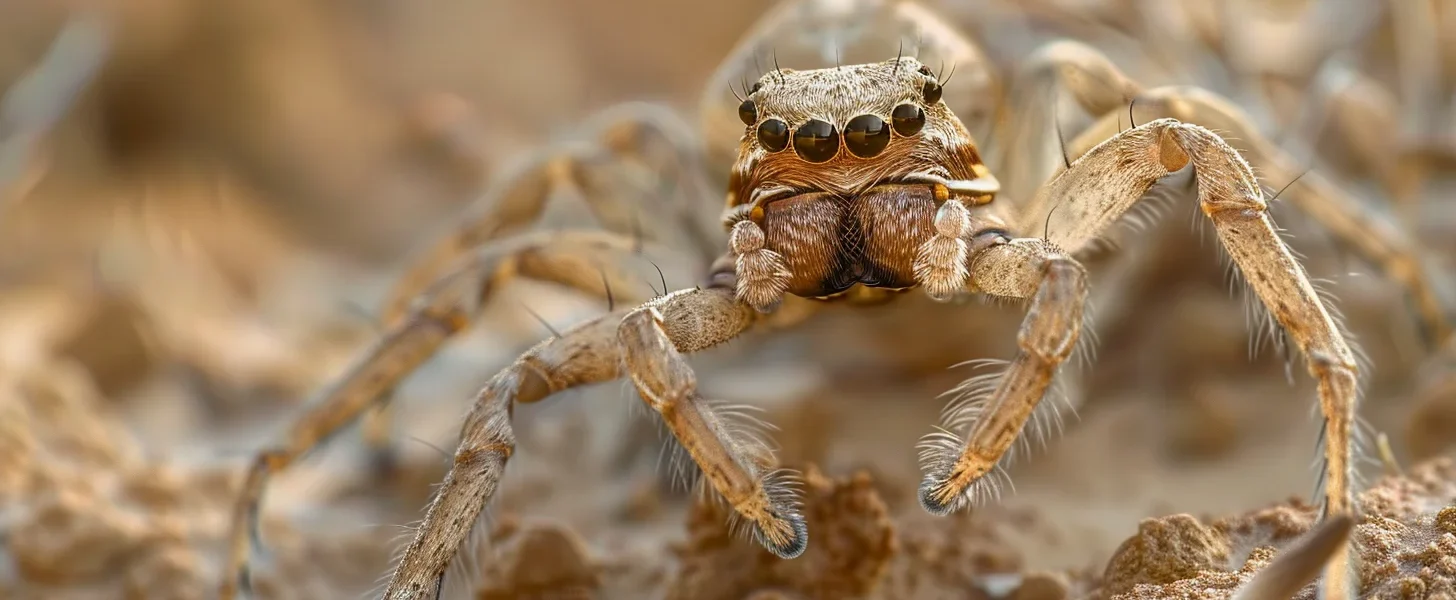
[
  {"left": 729, "top": 59, "right": 990, "bottom": 207},
  {"left": 755, "top": 184, "right": 937, "bottom": 299},
  {"left": 858, "top": 184, "right": 938, "bottom": 290},
  {"left": 722, "top": 57, "right": 997, "bottom": 308},
  {"left": 761, "top": 192, "right": 849, "bottom": 297}
]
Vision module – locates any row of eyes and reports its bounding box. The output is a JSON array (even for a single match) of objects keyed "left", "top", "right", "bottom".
[{"left": 737, "top": 79, "right": 942, "bottom": 163}]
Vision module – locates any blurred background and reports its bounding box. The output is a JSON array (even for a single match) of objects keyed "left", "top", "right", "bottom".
[{"left": 1, "top": 0, "right": 1454, "bottom": 598}]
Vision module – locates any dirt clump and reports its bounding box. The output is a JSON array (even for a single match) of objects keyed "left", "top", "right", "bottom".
[
  {"left": 0, "top": 359, "right": 392, "bottom": 600},
  {"left": 1101, "top": 458, "right": 1456, "bottom": 599},
  {"left": 667, "top": 464, "right": 897, "bottom": 600},
  {"left": 474, "top": 518, "right": 602, "bottom": 600},
  {"left": 665, "top": 463, "right": 1064, "bottom": 600}
]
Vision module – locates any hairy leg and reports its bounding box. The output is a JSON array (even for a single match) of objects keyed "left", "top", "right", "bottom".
[
  {"left": 362, "top": 104, "right": 721, "bottom": 466},
  {"left": 993, "top": 37, "right": 1453, "bottom": 348},
  {"left": 1060, "top": 85, "right": 1454, "bottom": 347},
  {"left": 217, "top": 229, "right": 661, "bottom": 599},
  {"left": 918, "top": 236, "right": 1088, "bottom": 513},
  {"left": 619, "top": 288, "right": 804, "bottom": 556},
  {"left": 379, "top": 104, "right": 717, "bottom": 328},
  {"left": 1029, "top": 118, "right": 1361, "bottom": 600},
  {"left": 382, "top": 286, "right": 779, "bottom": 599}
]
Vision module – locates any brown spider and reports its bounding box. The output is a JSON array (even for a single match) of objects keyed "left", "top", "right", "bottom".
[
  {"left": 212, "top": 1, "right": 1456, "bottom": 599},
  {"left": 384, "top": 56, "right": 1367, "bottom": 594}
]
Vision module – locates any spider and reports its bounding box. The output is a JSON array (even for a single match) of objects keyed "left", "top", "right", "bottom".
[{"left": 214, "top": 1, "right": 1456, "bottom": 598}]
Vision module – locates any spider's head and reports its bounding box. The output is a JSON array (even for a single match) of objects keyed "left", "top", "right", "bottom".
[
  {"left": 728, "top": 56, "right": 995, "bottom": 208},
  {"left": 719, "top": 57, "right": 1002, "bottom": 303}
]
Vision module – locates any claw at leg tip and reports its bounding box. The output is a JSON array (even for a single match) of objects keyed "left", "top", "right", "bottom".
[
  {"left": 918, "top": 477, "right": 957, "bottom": 516},
  {"left": 755, "top": 511, "right": 809, "bottom": 559}
]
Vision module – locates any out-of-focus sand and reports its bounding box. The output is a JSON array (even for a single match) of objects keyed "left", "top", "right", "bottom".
[{"left": 1, "top": 1, "right": 1454, "bottom": 598}]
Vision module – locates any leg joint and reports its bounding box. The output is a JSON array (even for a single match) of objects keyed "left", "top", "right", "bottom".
[
  {"left": 456, "top": 441, "right": 514, "bottom": 466},
  {"left": 1201, "top": 203, "right": 1268, "bottom": 222},
  {"left": 1309, "top": 351, "right": 1360, "bottom": 380}
]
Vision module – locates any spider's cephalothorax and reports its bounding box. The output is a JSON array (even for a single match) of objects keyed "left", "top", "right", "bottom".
[{"left": 723, "top": 58, "right": 1002, "bottom": 306}]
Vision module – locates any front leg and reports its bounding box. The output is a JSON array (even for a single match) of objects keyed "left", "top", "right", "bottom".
[
  {"left": 996, "top": 38, "right": 1452, "bottom": 347},
  {"left": 1063, "top": 86, "right": 1453, "bottom": 346},
  {"left": 619, "top": 289, "right": 806, "bottom": 557},
  {"left": 1030, "top": 118, "right": 1359, "bottom": 600},
  {"left": 217, "top": 229, "right": 660, "bottom": 599},
  {"left": 918, "top": 237, "right": 1087, "bottom": 513},
  {"left": 382, "top": 286, "right": 796, "bottom": 599}
]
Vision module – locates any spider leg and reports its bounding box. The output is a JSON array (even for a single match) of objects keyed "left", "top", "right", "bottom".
[
  {"left": 1058, "top": 85, "right": 1454, "bottom": 348},
  {"left": 1296, "top": 55, "right": 1456, "bottom": 228},
  {"left": 1293, "top": 61, "right": 1425, "bottom": 221},
  {"left": 382, "top": 286, "right": 792, "bottom": 599},
  {"left": 990, "top": 39, "right": 1141, "bottom": 203},
  {"left": 1040, "top": 118, "right": 1359, "bottom": 600},
  {"left": 365, "top": 101, "right": 720, "bottom": 475},
  {"left": 379, "top": 104, "right": 713, "bottom": 330},
  {"left": 217, "top": 229, "right": 661, "bottom": 600},
  {"left": 993, "top": 39, "right": 1453, "bottom": 348},
  {"left": 918, "top": 237, "right": 1087, "bottom": 514},
  {"left": 618, "top": 289, "right": 804, "bottom": 556}
]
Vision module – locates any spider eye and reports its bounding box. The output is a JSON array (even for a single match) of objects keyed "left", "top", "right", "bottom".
[
  {"left": 793, "top": 119, "right": 839, "bottom": 163},
  {"left": 757, "top": 118, "right": 789, "bottom": 152},
  {"left": 891, "top": 104, "right": 925, "bottom": 136},
  {"left": 844, "top": 114, "right": 890, "bottom": 158},
  {"left": 922, "top": 81, "right": 943, "bottom": 105},
  {"left": 917, "top": 65, "right": 934, "bottom": 77},
  {"left": 750, "top": 82, "right": 763, "bottom": 94},
  {"left": 738, "top": 99, "right": 757, "bottom": 126}
]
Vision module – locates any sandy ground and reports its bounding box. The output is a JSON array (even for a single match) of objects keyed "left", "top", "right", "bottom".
[{"left": 1, "top": 1, "right": 1455, "bottom": 599}]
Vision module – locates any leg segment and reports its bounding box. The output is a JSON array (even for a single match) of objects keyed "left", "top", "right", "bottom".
[
  {"left": 382, "top": 286, "right": 778, "bottom": 599},
  {"left": 995, "top": 38, "right": 1452, "bottom": 347},
  {"left": 379, "top": 308, "right": 626, "bottom": 600},
  {"left": 363, "top": 103, "right": 721, "bottom": 466},
  {"left": 379, "top": 103, "right": 719, "bottom": 326},
  {"left": 919, "top": 237, "right": 1087, "bottom": 514},
  {"left": 219, "top": 269, "right": 474, "bottom": 600},
  {"left": 1025, "top": 118, "right": 1361, "bottom": 600},
  {"left": 217, "top": 229, "right": 661, "bottom": 599},
  {"left": 619, "top": 290, "right": 804, "bottom": 556},
  {"left": 1059, "top": 85, "right": 1454, "bottom": 347}
]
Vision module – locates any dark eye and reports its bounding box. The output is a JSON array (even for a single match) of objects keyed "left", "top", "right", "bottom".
[
  {"left": 757, "top": 118, "right": 789, "bottom": 152},
  {"left": 844, "top": 114, "right": 890, "bottom": 158},
  {"left": 793, "top": 119, "right": 839, "bottom": 163},
  {"left": 891, "top": 104, "right": 925, "bottom": 136},
  {"left": 918, "top": 65, "right": 934, "bottom": 77},
  {"left": 750, "top": 82, "right": 763, "bottom": 94},
  {"left": 922, "top": 81, "right": 942, "bottom": 105},
  {"left": 739, "top": 100, "right": 757, "bottom": 126}
]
